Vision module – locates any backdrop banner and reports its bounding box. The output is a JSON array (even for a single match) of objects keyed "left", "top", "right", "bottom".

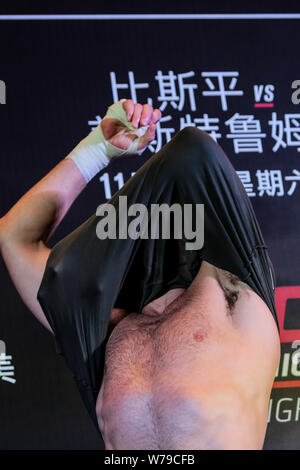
[{"left": 0, "top": 8, "right": 299, "bottom": 450}]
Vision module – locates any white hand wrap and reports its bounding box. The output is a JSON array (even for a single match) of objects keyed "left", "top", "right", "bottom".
[{"left": 66, "top": 99, "right": 149, "bottom": 183}]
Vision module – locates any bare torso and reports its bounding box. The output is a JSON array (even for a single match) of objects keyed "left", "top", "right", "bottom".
[{"left": 96, "top": 261, "right": 280, "bottom": 450}]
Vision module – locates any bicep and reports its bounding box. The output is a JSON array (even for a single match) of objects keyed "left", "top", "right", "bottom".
[{"left": 1, "top": 240, "right": 53, "bottom": 333}]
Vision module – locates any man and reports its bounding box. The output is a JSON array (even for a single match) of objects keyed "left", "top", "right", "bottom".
[{"left": 0, "top": 99, "right": 280, "bottom": 450}]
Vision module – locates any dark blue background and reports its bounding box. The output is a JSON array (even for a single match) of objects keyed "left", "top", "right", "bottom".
[{"left": 0, "top": 1, "right": 299, "bottom": 450}]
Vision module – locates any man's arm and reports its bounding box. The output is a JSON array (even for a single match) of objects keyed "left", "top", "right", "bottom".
[
  {"left": 0, "top": 99, "right": 161, "bottom": 332},
  {"left": 0, "top": 159, "right": 86, "bottom": 331}
]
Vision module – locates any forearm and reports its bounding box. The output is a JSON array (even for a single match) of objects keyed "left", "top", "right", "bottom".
[
  {"left": 0, "top": 99, "right": 159, "bottom": 250},
  {"left": 1, "top": 158, "right": 86, "bottom": 247}
]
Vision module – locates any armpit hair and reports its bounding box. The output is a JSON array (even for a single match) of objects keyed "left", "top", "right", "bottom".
[{"left": 216, "top": 269, "right": 241, "bottom": 313}]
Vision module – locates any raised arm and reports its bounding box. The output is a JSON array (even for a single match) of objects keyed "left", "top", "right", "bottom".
[{"left": 0, "top": 99, "right": 161, "bottom": 331}]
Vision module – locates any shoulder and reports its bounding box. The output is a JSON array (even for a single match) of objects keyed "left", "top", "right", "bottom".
[{"left": 215, "top": 267, "right": 281, "bottom": 373}]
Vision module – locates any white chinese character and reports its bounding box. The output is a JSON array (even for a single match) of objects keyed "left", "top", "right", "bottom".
[
  {"left": 225, "top": 113, "right": 266, "bottom": 153},
  {"left": 155, "top": 70, "right": 178, "bottom": 111},
  {"left": 256, "top": 170, "right": 284, "bottom": 196},
  {"left": 88, "top": 115, "right": 102, "bottom": 131},
  {"left": 194, "top": 114, "right": 221, "bottom": 142},
  {"left": 285, "top": 169, "right": 300, "bottom": 195},
  {"left": 270, "top": 113, "right": 300, "bottom": 152},
  {"left": 155, "top": 70, "right": 198, "bottom": 111},
  {"left": 268, "top": 112, "right": 287, "bottom": 152},
  {"left": 177, "top": 71, "right": 198, "bottom": 111},
  {"left": 201, "top": 71, "right": 243, "bottom": 111},
  {"left": 179, "top": 113, "right": 221, "bottom": 142},
  {"left": 236, "top": 171, "right": 256, "bottom": 197},
  {"left": 269, "top": 113, "right": 300, "bottom": 152},
  {"left": 110, "top": 71, "right": 150, "bottom": 103},
  {"left": 285, "top": 115, "right": 300, "bottom": 151},
  {"left": 148, "top": 115, "right": 175, "bottom": 153},
  {"left": 0, "top": 340, "right": 16, "bottom": 384}
]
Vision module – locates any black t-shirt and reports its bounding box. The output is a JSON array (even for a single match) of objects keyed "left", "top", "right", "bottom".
[{"left": 37, "top": 127, "right": 279, "bottom": 437}]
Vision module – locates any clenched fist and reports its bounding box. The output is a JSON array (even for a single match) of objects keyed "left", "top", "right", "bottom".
[{"left": 100, "top": 99, "right": 162, "bottom": 153}]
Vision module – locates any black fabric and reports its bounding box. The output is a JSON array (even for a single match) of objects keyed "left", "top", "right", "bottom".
[{"left": 37, "top": 126, "right": 280, "bottom": 434}]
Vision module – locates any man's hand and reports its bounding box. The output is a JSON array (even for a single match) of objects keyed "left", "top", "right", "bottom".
[
  {"left": 66, "top": 99, "right": 162, "bottom": 183},
  {"left": 101, "top": 99, "right": 162, "bottom": 153}
]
